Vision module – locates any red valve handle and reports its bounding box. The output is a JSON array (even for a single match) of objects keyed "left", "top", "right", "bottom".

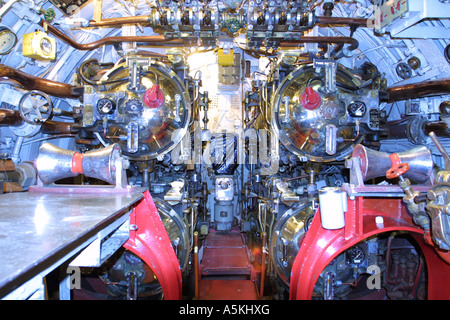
[
  {"left": 301, "top": 86, "right": 321, "bottom": 110},
  {"left": 386, "top": 162, "right": 410, "bottom": 179},
  {"left": 143, "top": 84, "right": 165, "bottom": 109}
]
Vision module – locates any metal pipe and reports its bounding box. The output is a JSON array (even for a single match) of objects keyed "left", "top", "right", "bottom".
[
  {"left": 0, "top": 64, "right": 80, "bottom": 98},
  {"left": 88, "top": 15, "right": 151, "bottom": 28},
  {"left": 11, "top": 135, "right": 24, "bottom": 164},
  {"left": 315, "top": 16, "right": 369, "bottom": 26},
  {"left": 41, "top": 120, "right": 77, "bottom": 134},
  {"left": 0, "top": 109, "right": 22, "bottom": 125},
  {"left": 0, "top": 109, "right": 78, "bottom": 134},
  {"left": 384, "top": 78, "right": 450, "bottom": 102},
  {"left": 84, "top": 14, "right": 368, "bottom": 29},
  {"left": 194, "top": 231, "right": 199, "bottom": 300},
  {"left": 279, "top": 36, "right": 359, "bottom": 51},
  {"left": 260, "top": 232, "right": 267, "bottom": 300},
  {"left": 40, "top": 20, "right": 187, "bottom": 51},
  {"left": 429, "top": 131, "right": 450, "bottom": 169},
  {"left": 423, "top": 121, "right": 450, "bottom": 137}
]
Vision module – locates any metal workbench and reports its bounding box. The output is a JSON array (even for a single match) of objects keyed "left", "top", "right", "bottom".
[{"left": 0, "top": 189, "right": 144, "bottom": 299}]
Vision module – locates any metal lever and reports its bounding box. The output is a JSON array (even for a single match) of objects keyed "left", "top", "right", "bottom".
[{"left": 429, "top": 131, "right": 450, "bottom": 170}]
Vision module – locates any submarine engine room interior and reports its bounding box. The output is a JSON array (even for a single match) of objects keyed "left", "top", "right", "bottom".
[{"left": 0, "top": 0, "right": 449, "bottom": 301}]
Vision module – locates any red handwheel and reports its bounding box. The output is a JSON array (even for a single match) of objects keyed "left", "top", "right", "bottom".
[{"left": 386, "top": 162, "right": 410, "bottom": 179}]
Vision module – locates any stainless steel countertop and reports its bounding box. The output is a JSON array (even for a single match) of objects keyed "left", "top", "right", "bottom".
[{"left": 0, "top": 189, "right": 144, "bottom": 298}]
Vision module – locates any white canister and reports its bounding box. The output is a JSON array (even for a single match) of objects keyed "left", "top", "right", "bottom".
[{"left": 318, "top": 187, "right": 347, "bottom": 230}]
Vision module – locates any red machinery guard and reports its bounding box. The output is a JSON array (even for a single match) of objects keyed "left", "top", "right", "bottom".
[
  {"left": 123, "top": 190, "right": 182, "bottom": 300},
  {"left": 289, "top": 197, "right": 450, "bottom": 300}
]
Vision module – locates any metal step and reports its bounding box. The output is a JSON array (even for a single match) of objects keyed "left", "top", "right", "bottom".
[
  {"left": 200, "top": 231, "right": 253, "bottom": 277},
  {"left": 197, "top": 231, "right": 259, "bottom": 300},
  {"left": 198, "top": 279, "right": 258, "bottom": 300}
]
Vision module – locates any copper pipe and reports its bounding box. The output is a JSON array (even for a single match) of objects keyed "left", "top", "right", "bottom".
[
  {"left": 88, "top": 16, "right": 151, "bottom": 28},
  {"left": 0, "top": 109, "right": 22, "bottom": 125},
  {"left": 315, "top": 16, "right": 369, "bottom": 26},
  {"left": 85, "top": 15, "right": 368, "bottom": 29},
  {"left": 0, "top": 108, "right": 78, "bottom": 133},
  {"left": 385, "top": 78, "right": 450, "bottom": 102},
  {"left": 423, "top": 121, "right": 450, "bottom": 137},
  {"left": 194, "top": 231, "right": 199, "bottom": 300},
  {"left": 0, "top": 64, "right": 79, "bottom": 98},
  {"left": 40, "top": 20, "right": 187, "bottom": 51},
  {"left": 279, "top": 36, "right": 359, "bottom": 51},
  {"left": 41, "top": 120, "right": 77, "bottom": 134}
]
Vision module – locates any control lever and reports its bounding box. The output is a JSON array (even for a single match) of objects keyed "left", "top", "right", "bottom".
[{"left": 429, "top": 131, "right": 450, "bottom": 170}]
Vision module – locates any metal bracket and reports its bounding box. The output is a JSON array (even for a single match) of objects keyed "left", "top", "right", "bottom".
[
  {"left": 313, "top": 59, "right": 337, "bottom": 93},
  {"left": 69, "top": 212, "right": 131, "bottom": 267}
]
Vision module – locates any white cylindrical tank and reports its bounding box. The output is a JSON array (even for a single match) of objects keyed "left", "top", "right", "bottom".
[{"left": 318, "top": 187, "right": 347, "bottom": 230}]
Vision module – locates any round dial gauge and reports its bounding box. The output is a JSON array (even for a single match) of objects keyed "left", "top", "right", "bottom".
[
  {"left": 347, "top": 101, "right": 367, "bottom": 118},
  {"left": 347, "top": 246, "right": 365, "bottom": 264},
  {"left": 97, "top": 98, "right": 116, "bottom": 114},
  {"left": 0, "top": 27, "right": 17, "bottom": 55}
]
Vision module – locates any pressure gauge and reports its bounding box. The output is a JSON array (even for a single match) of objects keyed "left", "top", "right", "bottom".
[
  {"left": 347, "top": 101, "right": 367, "bottom": 118},
  {"left": 97, "top": 98, "right": 116, "bottom": 114},
  {"left": 347, "top": 246, "right": 365, "bottom": 265},
  {"left": 0, "top": 26, "right": 17, "bottom": 55}
]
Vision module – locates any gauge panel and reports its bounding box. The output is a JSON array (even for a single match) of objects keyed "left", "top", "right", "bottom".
[
  {"left": 346, "top": 246, "right": 365, "bottom": 265},
  {"left": 0, "top": 26, "right": 17, "bottom": 55},
  {"left": 347, "top": 101, "right": 367, "bottom": 118},
  {"left": 97, "top": 98, "right": 116, "bottom": 114}
]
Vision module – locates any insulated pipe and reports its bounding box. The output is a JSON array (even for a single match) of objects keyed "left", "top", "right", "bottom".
[
  {"left": 279, "top": 36, "right": 359, "bottom": 51},
  {"left": 0, "top": 64, "right": 80, "bottom": 98},
  {"left": 40, "top": 20, "right": 188, "bottom": 51},
  {"left": 384, "top": 78, "right": 450, "bottom": 102}
]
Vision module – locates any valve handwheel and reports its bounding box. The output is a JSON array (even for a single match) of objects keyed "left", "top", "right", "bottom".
[
  {"left": 18, "top": 90, "right": 53, "bottom": 124},
  {"left": 386, "top": 162, "right": 410, "bottom": 180}
]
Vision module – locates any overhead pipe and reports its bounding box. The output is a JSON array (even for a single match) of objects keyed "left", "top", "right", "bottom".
[
  {"left": 314, "top": 16, "right": 369, "bottom": 27},
  {"left": 279, "top": 36, "right": 359, "bottom": 51},
  {"left": 42, "top": 17, "right": 361, "bottom": 53},
  {"left": 0, "top": 64, "right": 80, "bottom": 98},
  {"left": 40, "top": 20, "right": 189, "bottom": 51},
  {"left": 83, "top": 14, "right": 368, "bottom": 29},
  {"left": 88, "top": 15, "right": 151, "bottom": 28},
  {"left": 0, "top": 109, "right": 22, "bottom": 125},
  {"left": 382, "top": 78, "right": 450, "bottom": 102}
]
